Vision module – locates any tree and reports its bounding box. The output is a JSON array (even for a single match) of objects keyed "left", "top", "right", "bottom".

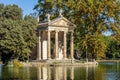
[
  {"left": 34, "top": 0, "right": 53, "bottom": 21},
  {"left": 3, "top": 4, "right": 22, "bottom": 20},
  {"left": 34, "top": 0, "right": 69, "bottom": 21},
  {"left": 105, "top": 36, "right": 120, "bottom": 59},
  {"left": 0, "top": 20, "right": 23, "bottom": 63},
  {"left": 20, "top": 16, "right": 38, "bottom": 61},
  {"left": 79, "top": 34, "right": 106, "bottom": 59},
  {"left": 0, "top": 4, "right": 37, "bottom": 64},
  {"left": 67, "top": 0, "right": 120, "bottom": 59},
  {"left": 0, "top": 4, "right": 4, "bottom": 20}
]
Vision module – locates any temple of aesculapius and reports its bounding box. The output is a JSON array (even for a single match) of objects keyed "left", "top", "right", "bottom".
[{"left": 37, "top": 13, "right": 76, "bottom": 61}]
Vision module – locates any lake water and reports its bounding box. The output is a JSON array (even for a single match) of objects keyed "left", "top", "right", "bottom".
[{"left": 0, "top": 62, "right": 120, "bottom": 80}]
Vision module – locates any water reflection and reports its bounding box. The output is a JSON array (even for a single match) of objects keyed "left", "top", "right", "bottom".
[
  {"left": 0, "top": 66, "right": 37, "bottom": 80},
  {"left": 0, "top": 62, "right": 120, "bottom": 80},
  {"left": 36, "top": 63, "right": 120, "bottom": 80},
  {"left": 37, "top": 65, "right": 98, "bottom": 80},
  {"left": 37, "top": 66, "right": 73, "bottom": 80}
]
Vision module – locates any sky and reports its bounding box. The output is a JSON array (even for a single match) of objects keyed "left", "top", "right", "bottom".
[{"left": 0, "top": 0, "right": 38, "bottom": 16}]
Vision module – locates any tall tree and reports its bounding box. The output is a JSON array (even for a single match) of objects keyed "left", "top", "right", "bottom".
[
  {"left": 0, "top": 4, "right": 37, "bottom": 64},
  {"left": 105, "top": 36, "right": 120, "bottom": 59},
  {"left": 0, "top": 4, "right": 4, "bottom": 20},
  {"left": 3, "top": 4, "right": 22, "bottom": 20},
  {"left": 34, "top": 0, "right": 69, "bottom": 21},
  {"left": 67, "top": 0, "right": 120, "bottom": 59},
  {"left": 34, "top": 0, "right": 53, "bottom": 21},
  {"left": 20, "top": 16, "right": 38, "bottom": 61}
]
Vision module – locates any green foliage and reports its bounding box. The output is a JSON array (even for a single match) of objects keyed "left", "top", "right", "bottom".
[
  {"left": 105, "top": 37, "right": 120, "bottom": 59},
  {"left": 0, "top": 19, "right": 23, "bottom": 64},
  {"left": 67, "top": 0, "right": 120, "bottom": 59},
  {"left": 0, "top": 4, "right": 37, "bottom": 64},
  {"left": 12, "top": 59, "right": 23, "bottom": 67},
  {"left": 19, "top": 16, "right": 38, "bottom": 61},
  {"left": 34, "top": 0, "right": 69, "bottom": 21},
  {"left": 0, "top": 4, "right": 4, "bottom": 20},
  {"left": 0, "top": 4, "right": 22, "bottom": 20},
  {"left": 7, "top": 59, "right": 23, "bottom": 67},
  {"left": 34, "top": 0, "right": 53, "bottom": 21},
  {"left": 80, "top": 34, "right": 106, "bottom": 59}
]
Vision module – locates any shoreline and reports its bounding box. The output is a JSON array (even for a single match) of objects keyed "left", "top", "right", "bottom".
[
  {"left": 23, "top": 61, "right": 98, "bottom": 67},
  {"left": 97, "top": 60, "right": 120, "bottom": 62},
  {"left": 22, "top": 59, "right": 120, "bottom": 67},
  {"left": 1, "top": 59, "right": 120, "bottom": 67}
]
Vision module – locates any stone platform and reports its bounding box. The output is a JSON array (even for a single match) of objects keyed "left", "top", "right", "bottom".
[{"left": 25, "top": 59, "right": 98, "bottom": 67}]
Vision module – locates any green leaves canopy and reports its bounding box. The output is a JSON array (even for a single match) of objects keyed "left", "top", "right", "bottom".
[
  {"left": 0, "top": 4, "right": 37, "bottom": 63},
  {"left": 67, "top": 0, "right": 120, "bottom": 59}
]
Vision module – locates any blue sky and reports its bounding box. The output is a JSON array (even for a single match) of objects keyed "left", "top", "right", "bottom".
[{"left": 0, "top": 0, "right": 38, "bottom": 16}]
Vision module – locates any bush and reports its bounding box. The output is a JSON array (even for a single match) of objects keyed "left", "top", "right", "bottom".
[
  {"left": 12, "top": 59, "right": 23, "bottom": 67},
  {"left": 6, "top": 59, "right": 22, "bottom": 67}
]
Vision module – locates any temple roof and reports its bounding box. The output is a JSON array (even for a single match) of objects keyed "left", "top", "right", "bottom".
[{"left": 38, "top": 16, "right": 76, "bottom": 31}]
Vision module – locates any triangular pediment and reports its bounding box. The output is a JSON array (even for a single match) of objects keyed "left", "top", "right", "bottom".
[
  {"left": 38, "top": 16, "right": 76, "bottom": 31},
  {"left": 51, "top": 19, "right": 68, "bottom": 26},
  {"left": 49, "top": 17, "right": 75, "bottom": 28}
]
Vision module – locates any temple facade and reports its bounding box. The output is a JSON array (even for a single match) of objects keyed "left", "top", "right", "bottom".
[{"left": 37, "top": 14, "right": 76, "bottom": 61}]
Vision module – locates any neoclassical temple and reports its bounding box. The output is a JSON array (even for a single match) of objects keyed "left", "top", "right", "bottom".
[{"left": 37, "top": 14, "right": 76, "bottom": 61}]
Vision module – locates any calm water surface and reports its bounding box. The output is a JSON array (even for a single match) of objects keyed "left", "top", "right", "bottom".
[{"left": 0, "top": 62, "right": 120, "bottom": 80}]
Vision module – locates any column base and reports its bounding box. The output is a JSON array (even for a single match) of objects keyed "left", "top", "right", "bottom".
[
  {"left": 47, "top": 58, "right": 51, "bottom": 60},
  {"left": 71, "top": 58, "right": 75, "bottom": 63},
  {"left": 55, "top": 58, "right": 61, "bottom": 60},
  {"left": 63, "top": 58, "right": 67, "bottom": 60},
  {"left": 71, "top": 58, "right": 75, "bottom": 60},
  {"left": 37, "top": 58, "right": 41, "bottom": 61}
]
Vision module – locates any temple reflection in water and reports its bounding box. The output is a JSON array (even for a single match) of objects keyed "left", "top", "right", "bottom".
[
  {"left": 37, "top": 66, "right": 75, "bottom": 80},
  {"left": 1, "top": 62, "right": 120, "bottom": 80}
]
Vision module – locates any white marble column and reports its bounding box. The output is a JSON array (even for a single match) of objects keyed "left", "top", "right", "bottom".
[
  {"left": 37, "top": 31, "right": 41, "bottom": 60},
  {"left": 55, "top": 31, "right": 58, "bottom": 59},
  {"left": 47, "top": 31, "right": 51, "bottom": 59},
  {"left": 70, "top": 31, "right": 74, "bottom": 60},
  {"left": 63, "top": 31, "right": 67, "bottom": 59}
]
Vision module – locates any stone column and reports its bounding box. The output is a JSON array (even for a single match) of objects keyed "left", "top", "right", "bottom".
[
  {"left": 37, "top": 31, "right": 41, "bottom": 60},
  {"left": 70, "top": 31, "right": 74, "bottom": 61},
  {"left": 55, "top": 31, "right": 58, "bottom": 59},
  {"left": 47, "top": 31, "right": 51, "bottom": 59},
  {"left": 63, "top": 31, "right": 67, "bottom": 59}
]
